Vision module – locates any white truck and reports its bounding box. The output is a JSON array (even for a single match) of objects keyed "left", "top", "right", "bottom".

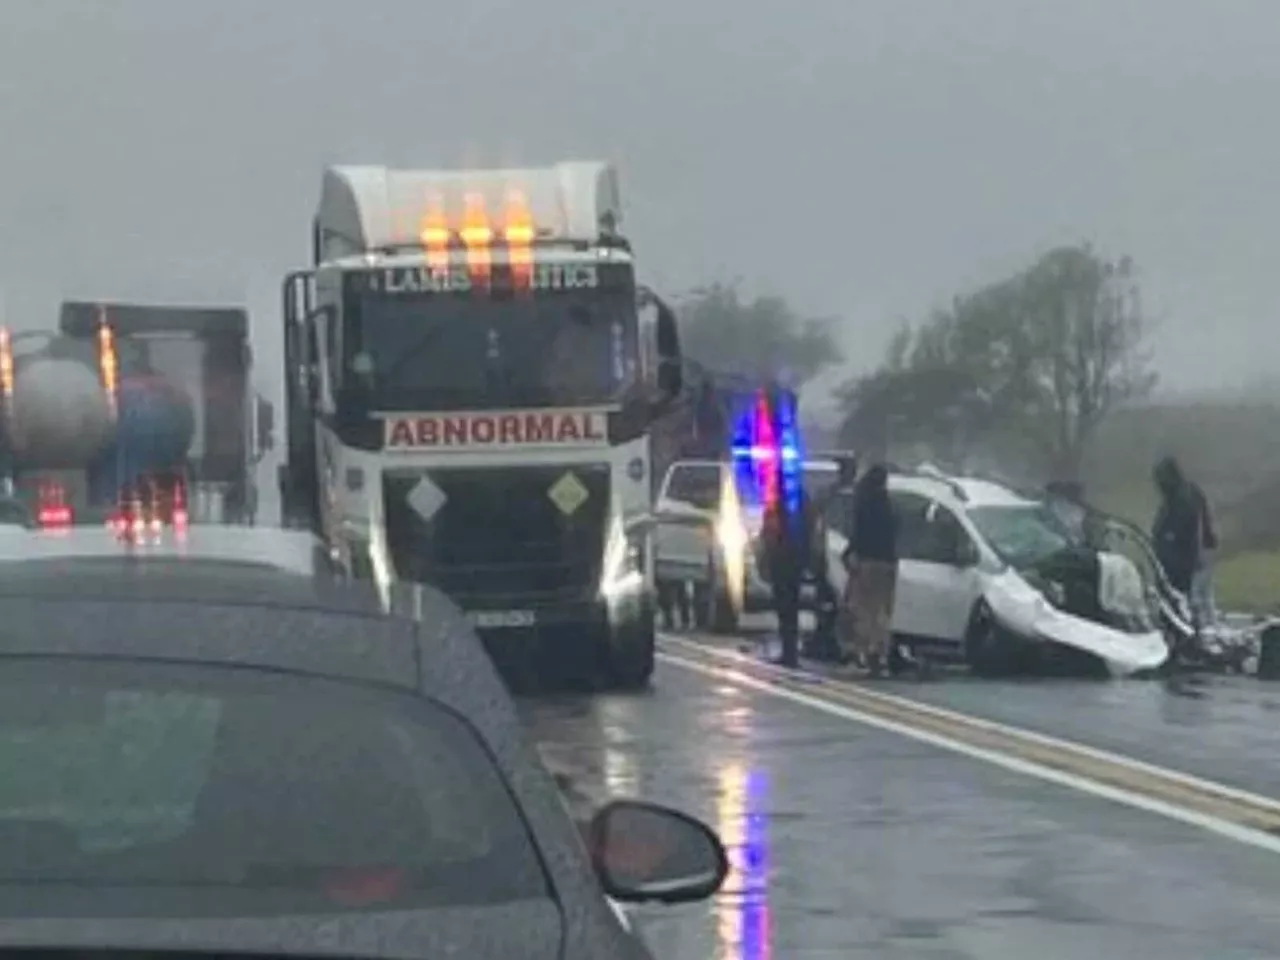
[{"left": 278, "top": 161, "right": 683, "bottom": 688}]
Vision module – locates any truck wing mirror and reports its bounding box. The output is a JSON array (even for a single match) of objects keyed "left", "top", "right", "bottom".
[{"left": 654, "top": 296, "right": 683, "bottom": 398}]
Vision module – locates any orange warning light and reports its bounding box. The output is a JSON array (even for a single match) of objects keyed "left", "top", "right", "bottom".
[
  {"left": 0, "top": 327, "right": 13, "bottom": 402},
  {"left": 419, "top": 198, "right": 450, "bottom": 270},
  {"left": 97, "top": 307, "right": 119, "bottom": 417},
  {"left": 460, "top": 192, "right": 493, "bottom": 284},
  {"left": 504, "top": 190, "right": 535, "bottom": 291}
]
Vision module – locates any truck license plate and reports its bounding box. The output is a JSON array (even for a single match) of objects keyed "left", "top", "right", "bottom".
[{"left": 470, "top": 610, "right": 536, "bottom": 629}]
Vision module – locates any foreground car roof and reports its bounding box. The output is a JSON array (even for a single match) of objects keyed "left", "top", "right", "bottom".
[
  {"left": 0, "top": 527, "right": 497, "bottom": 708},
  {"left": 0, "top": 524, "right": 323, "bottom": 576},
  {"left": 0, "top": 532, "right": 632, "bottom": 958}
]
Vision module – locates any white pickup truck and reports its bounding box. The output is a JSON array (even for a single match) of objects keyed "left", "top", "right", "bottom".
[
  {"left": 653, "top": 460, "right": 732, "bottom": 630},
  {"left": 654, "top": 458, "right": 841, "bottom": 633}
]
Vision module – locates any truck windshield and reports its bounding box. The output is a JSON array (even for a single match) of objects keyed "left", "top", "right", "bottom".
[{"left": 348, "top": 291, "right": 640, "bottom": 411}]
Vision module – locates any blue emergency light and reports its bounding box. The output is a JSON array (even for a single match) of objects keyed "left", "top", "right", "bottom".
[{"left": 729, "top": 386, "right": 803, "bottom": 516}]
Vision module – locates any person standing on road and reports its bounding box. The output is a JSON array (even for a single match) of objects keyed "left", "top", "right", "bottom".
[
  {"left": 1152, "top": 457, "right": 1211, "bottom": 618},
  {"left": 760, "top": 486, "right": 821, "bottom": 668},
  {"left": 847, "top": 463, "right": 898, "bottom": 676},
  {"left": 1192, "top": 493, "right": 1220, "bottom": 628},
  {"left": 1187, "top": 471, "right": 1219, "bottom": 627},
  {"left": 803, "top": 455, "right": 857, "bottom": 662},
  {"left": 656, "top": 579, "right": 691, "bottom": 632}
]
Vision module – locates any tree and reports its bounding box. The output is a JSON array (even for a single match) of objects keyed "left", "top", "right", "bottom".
[
  {"left": 836, "top": 244, "right": 1156, "bottom": 479},
  {"left": 1015, "top": 246, "right": 1157, "bottom": 478},
  {"left": 676, "top": 282, "right": 842, "bottom": 388}
]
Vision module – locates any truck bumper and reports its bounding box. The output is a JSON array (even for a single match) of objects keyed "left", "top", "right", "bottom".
[{"left": 467, "top": 591, "right": 654, "bottom": 683}]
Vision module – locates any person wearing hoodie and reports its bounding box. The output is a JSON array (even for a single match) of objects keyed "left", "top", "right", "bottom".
[
  {"left": 846, "top": 463, "right": 898, "bottom": 676},
  {"left": 1151, "top": 456, "right": 1208, "bottom": 601}
]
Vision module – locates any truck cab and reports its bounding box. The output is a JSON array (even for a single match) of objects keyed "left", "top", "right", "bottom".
[{"left": 279, "top": 161, "right": 683, "bottom": 688}]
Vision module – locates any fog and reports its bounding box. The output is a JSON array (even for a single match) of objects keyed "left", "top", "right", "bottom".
[{"left": 2, "top": 0, "right": 1278, "bottom": 407}]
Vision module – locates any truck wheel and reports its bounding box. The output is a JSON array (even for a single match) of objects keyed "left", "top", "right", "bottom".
[{"left": 603, "top": 614, "right": 656, "bottom": 691}]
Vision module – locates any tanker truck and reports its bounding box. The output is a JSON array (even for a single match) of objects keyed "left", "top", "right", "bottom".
[{"left": 0, "top": 302, "right": 274, "bottom": 529}]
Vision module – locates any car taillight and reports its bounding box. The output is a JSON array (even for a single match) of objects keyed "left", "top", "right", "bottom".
[
  {"left": 37, "top": 504, "right": 72, "bottom": 528},
  {"left": 172, "top": 481, "right": 188, "bottom": 530}
]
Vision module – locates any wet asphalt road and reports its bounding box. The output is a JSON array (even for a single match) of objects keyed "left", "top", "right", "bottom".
[
  {"left": 699, "top": 618, "right": 1280, "bottom": 798},
  {"left": 866, "top": 670, "right": 1280, "bottom": 800},
  {"left": 521, "top": 657, "right": 1280, "bottom": 959}
]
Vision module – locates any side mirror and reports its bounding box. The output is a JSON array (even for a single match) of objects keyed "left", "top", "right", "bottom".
[
  {"left": 586, "top": 799, "right": 728, "bottom": 905},
  {"left": 653, "top": 296, "right": 683, "bottom": 400}
]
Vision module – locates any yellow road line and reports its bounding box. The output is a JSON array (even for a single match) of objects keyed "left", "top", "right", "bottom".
[{"left": 659, "top": 635, "right": 1280, "bottom": 844}]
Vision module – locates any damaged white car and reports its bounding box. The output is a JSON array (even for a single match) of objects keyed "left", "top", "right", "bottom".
[{"left": 826, "top": 469, "right": 1170, "bottom": 677}]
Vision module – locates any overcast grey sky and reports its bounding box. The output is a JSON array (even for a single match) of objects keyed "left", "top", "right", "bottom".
[{"left": 0, "top": 0, "right": 1277, "bottom": 405}]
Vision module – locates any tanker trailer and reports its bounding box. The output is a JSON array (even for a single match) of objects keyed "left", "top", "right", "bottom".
[
  {"left": 85, "top": 369, "right": 197, "bottom": 521},
  {"left": 59, "top": 300, "right": 273, "bottom": 525},
  {"left": 0, "top": 331, "right": 197, "bottom": 528},
  {"left": 0, "top": 334, "right": 115, "bottom": 526}
]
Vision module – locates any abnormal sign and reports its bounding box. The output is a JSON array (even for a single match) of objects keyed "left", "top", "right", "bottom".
[{"left": 383, "top": 409, "right": 609, "bottom": 451}]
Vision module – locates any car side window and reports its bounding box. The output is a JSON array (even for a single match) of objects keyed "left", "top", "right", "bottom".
[{"left": 892, "top": 492, "right": 973, "bottom": 564}]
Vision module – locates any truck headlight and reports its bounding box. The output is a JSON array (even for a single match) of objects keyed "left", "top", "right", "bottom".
[{"left": 601, "top": 514, "right": 645, "bottom": 599}]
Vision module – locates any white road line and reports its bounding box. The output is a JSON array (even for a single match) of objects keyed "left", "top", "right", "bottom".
[
  {"left": 656, "top": 649, "right": 1280, "bottom": 855},
  {"left": 665, "top": 635, "right": 1280, "bottom": 814}
]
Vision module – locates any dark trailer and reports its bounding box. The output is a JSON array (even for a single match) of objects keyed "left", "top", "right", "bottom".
[{"left": 59, "top": 301, "right": 274, "bottom": 524}]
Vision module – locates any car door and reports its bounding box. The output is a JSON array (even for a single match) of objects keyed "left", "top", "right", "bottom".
[{"left": 890, "top": 492, "right": 982, "bottom": 647}]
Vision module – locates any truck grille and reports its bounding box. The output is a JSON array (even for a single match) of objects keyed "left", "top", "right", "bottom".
[{"left": 383, "top": 465, "right": 610, "bottom": 605}]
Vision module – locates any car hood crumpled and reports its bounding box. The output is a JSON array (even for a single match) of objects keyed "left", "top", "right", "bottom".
[{"left": 983, "top": 567, "right": 1169, "bottom": 677}]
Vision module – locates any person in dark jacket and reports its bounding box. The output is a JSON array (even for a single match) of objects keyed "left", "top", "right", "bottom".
[
  {"left": 846, "top": 463, "right": 898, "bottom": 676},
  {"left": 1189, "top": 481, "right": 1219, "bottom": 628},
  {"left": 1152, "top": 455, "right": 1218, "bottom": 626},
  {"left": 801, "top": 455, "right": 856, "bottom": 662},
  {"left": 760, "top": 487, "right": 822, "bottom": 668},
  {"left": 1151, "top": 456, "right": 1205, "bottom": 596}
]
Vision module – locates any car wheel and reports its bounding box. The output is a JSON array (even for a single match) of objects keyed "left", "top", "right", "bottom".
[
  {"left": 704, "top": 559, "right": 739, "bottom": 635},
  {"left": 964, "top": 600, "right": 1010, "bottom": 677}
]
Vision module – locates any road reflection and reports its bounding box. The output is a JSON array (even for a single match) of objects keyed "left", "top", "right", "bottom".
[
  {"left": 597, "top": 697, "right": 641, "bottom": 799},
  {"left": 715, "top": 760, "right": 772, "bottom": 960}
]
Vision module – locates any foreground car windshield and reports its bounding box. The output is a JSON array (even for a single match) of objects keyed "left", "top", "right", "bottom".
[
  {"left": 0, "top": 658, "right": 547, "bottom": 916},
  {"left": 967, "top": 503, "right": 1074, "bottom": 567}
]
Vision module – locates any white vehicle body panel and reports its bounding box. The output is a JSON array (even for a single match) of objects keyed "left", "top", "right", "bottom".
[
  {"left": 322, "top": 423, "right": 650, "bottom": 584},
  {"left": 653, "top": 459, "right": 719, "bottom": 584},
  {"left": 319, "top": 161, "right": 623, "bottom": 257}
]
